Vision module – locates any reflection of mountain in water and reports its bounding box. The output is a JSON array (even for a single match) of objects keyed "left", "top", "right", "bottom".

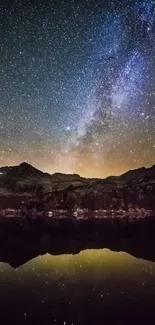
[
  {"left": 1, "top": 244, "right": 155, "bottom": 324},
  {"left": 1, "top": 232, "right": 155, "bottom": 268}
]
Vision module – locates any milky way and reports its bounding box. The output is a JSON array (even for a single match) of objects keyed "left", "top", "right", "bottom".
[{"left": 0, "top": 0, "right": 155, "bottom": 177}]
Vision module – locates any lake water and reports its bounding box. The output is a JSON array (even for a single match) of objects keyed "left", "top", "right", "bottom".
[{"left": 0, "top": 248, "right": 155, "bottom": 324}]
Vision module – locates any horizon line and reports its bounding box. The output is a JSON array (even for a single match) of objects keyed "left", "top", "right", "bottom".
[{"left": 0, "top": 161, "right": 154, "bottom": 180}]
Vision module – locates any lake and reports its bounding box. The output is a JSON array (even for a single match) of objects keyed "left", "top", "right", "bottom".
[{"left": 0, "top": 248, "right": 155, "bottom": 324}]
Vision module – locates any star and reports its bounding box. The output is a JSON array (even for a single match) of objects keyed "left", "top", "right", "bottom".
[{"left": 0, "top": 0, "right": 155, "bottom": 177}]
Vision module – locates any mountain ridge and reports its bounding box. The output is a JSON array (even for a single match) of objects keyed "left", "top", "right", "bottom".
[
  {"left": 0, "top": 162, "right": 155, "bottom": 210},
  {"left": 0, "top": 161, "right": 155, "bottom": 180}
]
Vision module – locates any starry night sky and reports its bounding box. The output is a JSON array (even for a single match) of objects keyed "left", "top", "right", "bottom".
[{"left": 0, "top": 0, "right": 155, "bottom": 177}]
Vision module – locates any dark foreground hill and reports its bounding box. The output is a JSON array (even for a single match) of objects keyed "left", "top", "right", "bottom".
[{"left": 0, "top": 162, "right": 155, "bottom": 210}]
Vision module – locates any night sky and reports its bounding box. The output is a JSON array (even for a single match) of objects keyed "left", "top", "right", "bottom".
[{"left": 0, "top": 0, "right": 155, "bottom": 177}]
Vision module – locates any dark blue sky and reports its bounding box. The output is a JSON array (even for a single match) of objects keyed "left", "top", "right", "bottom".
[{"left": 0, "top": 0, "right": 155, "bottom": 177}]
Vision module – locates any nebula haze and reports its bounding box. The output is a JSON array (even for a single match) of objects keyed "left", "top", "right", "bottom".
[{"left": 0, "top": 0, "right": 155, "bottom": 177}]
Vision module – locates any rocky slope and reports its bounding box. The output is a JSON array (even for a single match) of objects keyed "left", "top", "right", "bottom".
[
  {"left": 0, "top": 162, "right": 155, "bottom": 210},
  {"left": 0, "top": 162, "right": 87, "bottom": 194}
]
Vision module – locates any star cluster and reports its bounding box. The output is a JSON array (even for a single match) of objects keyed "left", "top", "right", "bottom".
[{"left": 0, "top": 0, "right": 155, "bottom": 177}]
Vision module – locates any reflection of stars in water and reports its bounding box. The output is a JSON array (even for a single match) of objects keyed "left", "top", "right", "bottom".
[
  {"left": 0, "top": 250, "right": 154, "bottom": 323},
  {"left": 0, "top": 1, "right": 155, "bottom": 177}
]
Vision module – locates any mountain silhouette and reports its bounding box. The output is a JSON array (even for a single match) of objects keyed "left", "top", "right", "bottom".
[{"left": 0, "top": 162, "right": 155, "bottom": 210}]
